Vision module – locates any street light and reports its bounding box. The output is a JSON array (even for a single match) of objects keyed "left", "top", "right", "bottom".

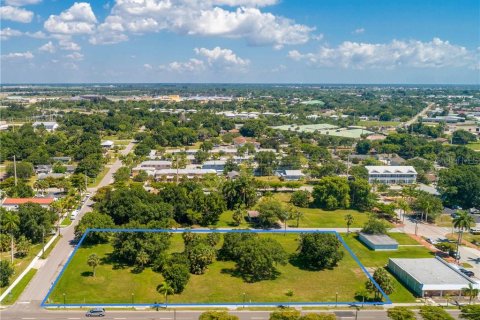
[
  {"left": 335, "top": 292, "right": 338, "bottom": 308},
  {"left": 42, "top": 226, "right": 45, "bottom": 258},
  {"left": 63, "top": 293, "right": 66, "bottom": 306},
  {"left": 242, "top": 292, "right": 246, "bottom": 309},
  {"left": 131, "top": 293, "right": 134, "bottom": 305}
]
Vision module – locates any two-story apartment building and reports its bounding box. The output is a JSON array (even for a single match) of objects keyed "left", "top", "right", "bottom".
[{"left": 365, "top": 166, "right": 417, "bottom": 185}]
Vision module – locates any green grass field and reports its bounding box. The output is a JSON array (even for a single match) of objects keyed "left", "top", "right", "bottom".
[
  {"left": 358, "top": 120, "right": 401, "bottom": 127},
  {"left": 88, "top": 167, "right": 110, "bottom": 188},
  {"left": 47, "top": 233, "right": 370, "bottom": 305},
  {"left": 467, "top": 142, "right": 480, "bottom": 151},
  {"left": 0, "top": 269, "right": 37, "bottom": 305},
  {"left": 215, "top": 193, "right": 370, "bottom": 228},
  {"left": 0, "top": 242, "right": 44, "bottom": 296}
]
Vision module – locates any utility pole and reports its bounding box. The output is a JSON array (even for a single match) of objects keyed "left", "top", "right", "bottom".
[
  {"left": 13, "top": 155, "right": 17, "bottom": 186},
  {"left": 85, "top": 174, "right": 88, "bottom": 194}
]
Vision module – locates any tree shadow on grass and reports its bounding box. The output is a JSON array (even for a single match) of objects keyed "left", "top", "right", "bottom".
[
  {"left": 288, "top": 254, "right": 336, "bottom": 271},
  {"left": 220, "top": 267, "right": 281, "bottom": 283},
  {"left": 100, "top": 252, "right": 129, "bottom": 270},
  {"left": 81, "top": 271, "right": 93, "bottom": 277}
]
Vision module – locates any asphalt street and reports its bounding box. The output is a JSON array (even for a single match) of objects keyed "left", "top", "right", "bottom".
[{"left": 0, "top": 308, "right": 464, "bottom": 320}]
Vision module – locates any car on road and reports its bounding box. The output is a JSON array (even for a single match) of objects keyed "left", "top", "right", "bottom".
[
  {"left": 70, "top": 210, "right": 79, "bottom": 220},
  {"left": 85, "top": 308, "right": 105, "bottom": 317},
  {"left": 449, "top": 250, "right": 461, "bottom": 260},
  {"left": 459, "top": 268, "right": 475, "bottom": 277},
  {"left": 426, "top": 238, "right": 438, "bottom": 245}
]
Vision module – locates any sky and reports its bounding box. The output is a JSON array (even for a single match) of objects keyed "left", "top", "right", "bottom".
[{"left": 0, "top": 0, "right": 479, "bottom": 84}]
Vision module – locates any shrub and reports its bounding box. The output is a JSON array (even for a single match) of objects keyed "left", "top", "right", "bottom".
[
  {"left": 387, "top": 307, "right": 416, "bottom": 320},
  {"left": 419, "top": 306, "right": 454, "bottom": 320},
  {"left": 200, "top": 311, "right": 239, "bottom": 320}
]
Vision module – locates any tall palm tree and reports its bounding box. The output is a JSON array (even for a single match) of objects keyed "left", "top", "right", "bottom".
[
  {"left": 157, "top": 281, "right": 174, "bottom": 305},
  {"left": 462, "top": 283, "right": 479, "bottom": 304},
  {"left": 135, "top": 250, "right": 149, "bottom": 269},
  {"left": 3, "top": 211, "right": 19, "bottom": 263},
  {"left": 345, "top": 214, "right": 354, "bottom": 233},
  {"left": 453, "top": 210, "right": 475, "bottom": 258},
  {"left": 87, "top": 253, "right": 100, "bottom": 277},
  {"left": 395, "top": 198, "right": 410, "bottom": 222}
]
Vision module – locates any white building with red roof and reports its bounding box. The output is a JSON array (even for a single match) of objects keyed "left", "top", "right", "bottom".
[{"left": 1, "top": 198, "right": 55, "bottom": 210}]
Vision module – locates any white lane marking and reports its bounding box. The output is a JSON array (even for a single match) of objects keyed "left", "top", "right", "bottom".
[
  {"left": 114, "top": 318, "right": 127, "bottom": 319},
  {"left": 160, "top": 318, "right": 172, "bottom": 319},
  {"left": 252, "top": 317, "right": 267, "bottom": 319},
  {"left": 68, "top": 318, "right": 81, "bottom": 319},
  {"left": 22, "top": 318, "right": 36, "bottom": 319}
]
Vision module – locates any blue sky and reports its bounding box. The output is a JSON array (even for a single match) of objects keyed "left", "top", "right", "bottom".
[{"left": 1, "top": 0, "right": 479, "bottom": 84}]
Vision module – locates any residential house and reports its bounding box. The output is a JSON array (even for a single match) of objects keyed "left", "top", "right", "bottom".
[
  {"left": 1, "top": 197, "right": 55, "bottom": 210},
  {"left": 33, "top": 121, "right": 59, "bottom": 132}
]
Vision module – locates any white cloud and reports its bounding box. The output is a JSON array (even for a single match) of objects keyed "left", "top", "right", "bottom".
[
  {"left": 4, "top": 0, "right": 41, "bottom": 6},
  {"left": 89, "top": 0, "right": 313, "bottom": 47},
  {"left": 158, "top": 46, "right": 249, "bottom": 73},
  {"left": 353, "top": 28, "right": 365, "bottom": 34},
  {"left": 160, "top": 58, "right": 206, "bottom": 73},
  {"left": 26, "top": 31, "right": 47, "bottom": 38},
  {"left": 0, "top": 6, "right": 34, "bottom": 23},
  {"left": 59, "top": 39, "right": 81, "bottom": 51},
  {"left": 194, "top": 46, "right": 250, "bottom": 69},
  {"left": 44, "top": 2, "right": 97, "bottom": 34},
  {"left": 0, "top": 28, "right": 23, "bottom": 40},
  {"left": 65, "top": 52, "right": 84, "bottom": 60},
  {"left": 39, "top": 41, "right": 56, "bottom": 53},
  {"left": 143, "top": 63, "right": 152, "bottom": 69},
  {"left": 1, "top": 51, "right": 34, "bottom": 60},
  {"left": 288, "top": 38, "right": 478, "bottom": 69}
]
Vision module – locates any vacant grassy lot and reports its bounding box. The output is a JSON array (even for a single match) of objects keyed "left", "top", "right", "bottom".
[
  {"left": 467, "top": 142, "right": 480, "bottom": 151},
  {"left": 342, "top": 233, "right": 433, "bottom": 302},
  {"left": 47, "top": 233, "right": 369, "bottom": 305},
  {"left": 358, "top": 120, "right": 401, "bottom": 127},
  {"left": 215, "top": 193, "right": 370, "bottom": 229}
]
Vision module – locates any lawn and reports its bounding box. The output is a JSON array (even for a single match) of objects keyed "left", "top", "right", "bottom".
[
  {"left": 0, "top": 269, "right": 37, "bottom": 305},
  {"left": 88, "top": 166, "right": 110, "bottom": 188},
  {"left": 342, "top": 233, "right": 433, "bottom": 302},
  {"left": 214, "top": 193, "right": 370, "bottom": 228},
  {"left": 467, "top": 142, "right": 480, "bottom": 151},
  {"left": 60, "top": 217, "right": 72, "bottom": 227},
  {"left": 0, "top": 242, "right": 44, "bottom": 296},
  {"left": 47, "top": 233, "right": 370, "bottom": 305},
  {"left": 435, "top": 214, "right": 453, "bottom": 227},
  {"left": 358, "top": 120, "right": 401, "bottom": 127}
]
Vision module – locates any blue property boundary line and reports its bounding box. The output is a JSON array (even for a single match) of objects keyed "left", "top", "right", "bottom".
[{"left": 41, "top": 228, "right": 391, "bottom": 307}]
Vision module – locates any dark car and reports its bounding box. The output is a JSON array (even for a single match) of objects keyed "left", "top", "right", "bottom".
[
  {"left": 449, "top": 250, "right": 461, "bottom": 260},
  {"left": 459, "top": 268, "right": 475, "bottom": 277},
  {"left": 85, "top": 308, "right": 105, "bottom": 317}
]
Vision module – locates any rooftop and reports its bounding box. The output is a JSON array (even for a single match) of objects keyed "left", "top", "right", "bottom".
[
  {"left": 360, "top": 233, "right": 398, "bottom": 246},
  {"left": 2, "top": 198, "right": 55, "bottom": 205},
  {"left": 365, "top": 166, "right": 417, "bottom": 174},
  {"left": 389, "top": 258, "right": 475, "bottom": 286}
]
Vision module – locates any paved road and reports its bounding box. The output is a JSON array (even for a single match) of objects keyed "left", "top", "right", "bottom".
[
  {"left": 15, "top": 139, "right": 137, "bottom": 304},
  {"left": 399, "top": 214, "right": 480, "bottom": 279},
  {"left": 0, "top": 307, "right": 464, "bottom": 320},
  {"left": 403, "top": 102, "right": 435, "bottom": 127}
]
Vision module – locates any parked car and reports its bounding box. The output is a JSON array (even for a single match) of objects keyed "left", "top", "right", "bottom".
[
  {"left": 471, "top": 228, "right": 480, "bottom": 235},
  {"left": 70, "top": 210, "right": 79, "bottom": 220},
  {"left": 85, "top": 308, "right": 105, "bottom": 317},
  {"left": 426, "top": 238, "right": 438, "bottom": 245},
  {"left": 459, "top": 268, "right": 475, "bottom": 277},
  {"left": 449, "top": 250, "right": 461, "bottom": 260}
]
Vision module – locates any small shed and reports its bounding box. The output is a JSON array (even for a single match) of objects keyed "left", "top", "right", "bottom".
[{"left": 359, "top": 232, "right": 399, "bottom": 251}]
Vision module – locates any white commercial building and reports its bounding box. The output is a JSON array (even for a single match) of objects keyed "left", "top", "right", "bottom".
[
  {"left": 388, "top": 258, "right": 479, "bottom": 298},
  {"left": 365, "top": 166, "right": 417, "bottom": 185}
]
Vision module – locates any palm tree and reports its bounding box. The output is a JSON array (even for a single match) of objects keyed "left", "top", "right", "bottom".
[
  {"left": 345, "top": 214, "right": 354, "bottom": 233},
  {"left": 87, "top": 253, "right": 100, "bottom": 277},
  {"left": 395, "top": 198, "right": 410, "bottom": 222},
  {"left": 3, "top": 211, "right": 19, "bottom": 263},
  {"left": 462, "top": 283, "right": 479, "bottom": 304},
  {"left": 157, "top": 281, "right": 174, "bottom": 305},
  {"left": 135, "top": 250, "right": 149, "bottom": 269},
  {"left": 453, "top": 210, "right": 475, "bottom": 258}
]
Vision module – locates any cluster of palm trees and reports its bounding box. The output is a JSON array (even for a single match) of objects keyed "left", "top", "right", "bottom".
[
  {"left": 2, "top": 210, "right": 19, "bottom": 263},
  {"left": 452, "top": 210, "right": 476, "bottom": 258}
]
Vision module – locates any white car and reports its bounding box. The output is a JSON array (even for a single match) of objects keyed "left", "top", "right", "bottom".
[{"left": 70, "top": 210, "right": 79, "bottom": 220}]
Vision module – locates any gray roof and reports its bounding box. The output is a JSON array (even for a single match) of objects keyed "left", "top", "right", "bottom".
[
  {"left": 360, "top": 233, "right": 398, "bottom": 246},
  {"left": 389, "top": 258, "right": 474, "bottom": 286}
]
